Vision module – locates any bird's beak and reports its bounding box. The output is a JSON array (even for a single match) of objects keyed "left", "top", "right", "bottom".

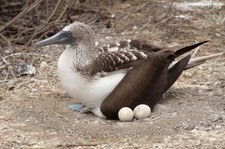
[{"left": 33, "top": 30, "right": 75, "bottom": 48}]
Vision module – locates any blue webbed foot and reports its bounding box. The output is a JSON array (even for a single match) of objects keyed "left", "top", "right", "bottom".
[
  {"left": 69, "top": 103, "right": 92, "bottom": 113},
  {"left": 69, "top": 103, "right": 83, "bottom": 111}
]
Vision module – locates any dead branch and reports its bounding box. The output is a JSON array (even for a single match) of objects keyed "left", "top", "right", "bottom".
[{"left": 46, "top": 0, "right": 62, "bottom": 23}]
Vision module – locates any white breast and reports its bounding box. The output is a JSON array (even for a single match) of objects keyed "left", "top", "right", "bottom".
[{"left": 57, "top": 49, "right": 128, "bottom": 108}]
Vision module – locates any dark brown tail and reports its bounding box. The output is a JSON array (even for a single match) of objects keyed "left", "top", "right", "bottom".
[
  {"left": 174, "top": 41, "right": 209, "bottom": 57},
  {"left": 164, "top": 41, "right": 224, "bottom": 93}
]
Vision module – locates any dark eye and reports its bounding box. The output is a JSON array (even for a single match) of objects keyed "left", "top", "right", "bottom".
[{"left": 67, "top": 32, "right": 72, "bottom": 36}]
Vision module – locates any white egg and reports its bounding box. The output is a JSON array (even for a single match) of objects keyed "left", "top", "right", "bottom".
[
  {"left": 134, "top": 104, "right": 151, "bottom": 119},
  {"left": 118, "top": 107, "right": 134, "bottom": 122}
]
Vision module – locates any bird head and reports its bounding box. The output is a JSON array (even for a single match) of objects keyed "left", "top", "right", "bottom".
[{"left": 33, "top": 22, "right": 95, "bottom": 48}]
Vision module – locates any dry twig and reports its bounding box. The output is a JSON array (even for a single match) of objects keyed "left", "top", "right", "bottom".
[
  {"left": 2, "top": 53, "right": 48, "bottom": 64},
  {"left": 46, "top": 0, "right": 62, "bottom": 23}
]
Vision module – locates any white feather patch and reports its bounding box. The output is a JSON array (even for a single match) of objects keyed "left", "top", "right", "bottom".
[
  {"left": 128, "top": 52, "right": 137, "bottom": 60},
  {"left": 108, "top": 46, "right": 119, "bottom": 52}
]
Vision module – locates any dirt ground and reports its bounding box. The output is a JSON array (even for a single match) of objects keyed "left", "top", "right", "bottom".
[{"left": 1, "top": 0, "right": 225, "bottom": 148}]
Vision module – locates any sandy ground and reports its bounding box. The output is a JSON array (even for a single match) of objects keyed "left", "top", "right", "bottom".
[{"left": 1, "top": 0, "right": 225, "bottom": 148}]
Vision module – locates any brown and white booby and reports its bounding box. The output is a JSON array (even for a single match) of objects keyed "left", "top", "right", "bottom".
[{"left": 33, "top": 22, "right": 223, "bottom": 119}]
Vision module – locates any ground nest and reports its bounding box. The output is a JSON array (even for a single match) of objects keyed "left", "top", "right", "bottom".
[{"left": 0, "top": 0, "right": 225, "bottom": 148}]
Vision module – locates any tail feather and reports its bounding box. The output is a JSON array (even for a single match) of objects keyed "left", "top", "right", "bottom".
[
  {"left": 185, "top": 52, "right": 224, "bottom": 70},
  {"left": 163, "top": 55, "right": 191, "bottom": 93},
  {"left": 175, "top": 41, "right": 209, "bottom": 57}
]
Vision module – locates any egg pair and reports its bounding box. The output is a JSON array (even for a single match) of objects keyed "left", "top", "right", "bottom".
[{"left": 118, "top": 104, "right": 151, "bottom": 122}]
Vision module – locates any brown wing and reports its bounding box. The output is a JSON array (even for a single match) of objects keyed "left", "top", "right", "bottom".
[
  {"left": 100, "top": 50, "right": 174, "bottom": 119},
  {"left": 100, "top": 41, "right": 208, "bottom": 119},
  {"left": 96, "top": 39, "right": 162, "bottom": 53},
  {"left": 91, "top": 40, "right": 208, "bottom": 76},
  {"left": 90, "top": 49, "right": 148, "bottom": 76},
  {"left": 89, "top": 40, "right": 163, "bottom": 76}
]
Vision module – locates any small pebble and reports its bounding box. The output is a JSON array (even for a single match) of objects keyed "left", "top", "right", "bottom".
[
  {"left": 17, "top": 63, "right": 36, "bottom": 76},
  {"left": 196, "top": 140, "right": 201, "bottom": 146},
  {"left": 118, "top": 107, "right": 134, "bottom": 122},
  {"left": 7, "top": 80, "right": 16, "bottom": 90},
  {"left": 39, "top": 61, "right": 48, "bottom": 73},
  {"left": 133, "top": 104, "right": 151, "bottom": 119},
  {"left": 214, "top": 125, "right": 222, "bottom": 130}
]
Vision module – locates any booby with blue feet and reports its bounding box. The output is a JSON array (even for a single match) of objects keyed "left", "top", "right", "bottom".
[{"left": 34, "top": 22, "right": 223, "bottom": 119}]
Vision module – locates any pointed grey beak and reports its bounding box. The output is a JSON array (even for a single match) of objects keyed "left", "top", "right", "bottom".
[{"left": 33, "top": 30, "right": 76, "bottom": 48}]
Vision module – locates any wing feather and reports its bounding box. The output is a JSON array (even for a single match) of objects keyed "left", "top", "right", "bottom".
[
  {"left": 91, "top": 50, "right": 148, "bottom": 76},
  {"left": 90, "top": 39, "right": 163, "bottom": 76}
]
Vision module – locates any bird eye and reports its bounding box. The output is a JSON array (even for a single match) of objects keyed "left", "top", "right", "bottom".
[{"left": 67, "top": 32, "right": 72, "bottom": 36}]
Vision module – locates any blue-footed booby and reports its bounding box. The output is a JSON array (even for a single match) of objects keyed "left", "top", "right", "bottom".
[{"left": 34, "top": 21, "right": 223, "bottom": 119}]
